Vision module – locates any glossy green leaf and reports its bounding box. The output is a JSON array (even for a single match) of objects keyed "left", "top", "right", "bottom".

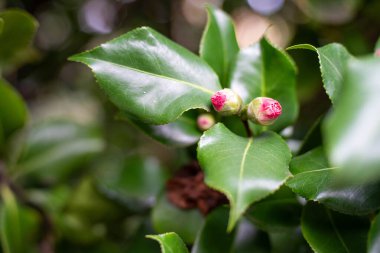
[
  {"left": 152, "top": 194, "right": 203, "bottom": 244},
  {"left": 287, "top": 147, "right": 380, "bottom": 215},
  {"left": 70, "top": 27, "right": 221, "bottom": 125},
  {"left": 147, "top": 232, "right": 189, "bottom": 253},
  {"left": 198, "top": 123, "right": 291, "bottom": 231},
  {"left": 368, "top": 213, "right": 380, "bottom": 253},
  {"left": 0, "top": 79, "right": 27, "bottom": 139},
  {"left": 229, "top": 38, "right": 298, "bottom": 132},
  {"left": 287, "top": 43, "right": 351, "bottom": 104},
  {"left": 301, "top": 202, "right": 369, "bottom": 253},
  {"left": 14, "top": 120, "right": 104, "bottom": 183},
  {"left": 200, "top": 5, "right": 239, "bottom": 87},
  {"left": 324, "top": 57, "right": 380, "bottom": 184},
  {"left": 192, "top": 207, "right": 236, "bottom": 253},
  {"left": 124, "top": 114, "right": 201, "bottom": 147},
  {"left": 0, "top": 9, "right": 38, "bottom": 68}
]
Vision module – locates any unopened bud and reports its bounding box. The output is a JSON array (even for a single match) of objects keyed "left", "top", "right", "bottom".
[
  {"left": 375, "top": 49, "right": 380, "bottom": 57},
  {"left": 247, "top": 97, "right": 282, "bottom": 126},
  {"left": 197, "top": 114, "right": 215, "bottom": 131},
  {"left": 210, "top": 89, "right": 242, "bottom": 116}
]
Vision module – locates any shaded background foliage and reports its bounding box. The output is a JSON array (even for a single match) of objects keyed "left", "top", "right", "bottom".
[{"left": 0, "top": 0, "right": 380, "bottom": 252}]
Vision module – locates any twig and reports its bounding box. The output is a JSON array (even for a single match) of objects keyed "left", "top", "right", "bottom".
[{"left": 242, "top": 120, "right": 252, "bottom": 138}]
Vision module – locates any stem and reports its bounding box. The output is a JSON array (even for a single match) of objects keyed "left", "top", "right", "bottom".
[{"left": 242, "top": 120, "right": 252, "bottom": 138}]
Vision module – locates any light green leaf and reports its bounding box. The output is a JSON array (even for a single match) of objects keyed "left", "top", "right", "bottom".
[
  {"left": 301, "top": 202, "right": 369, "bottom": 253},
  {"left": 70, "top": 27, "right": 221, "bottom": 125},
  {"left": 287, "top": 43, "right": 351, "bottom": 104},
  {"left": 0, "top": 9, "right": 38, "bottom": 68},
  {"left": 200, "top": 5, "right": 239, "bottom": 87},
  {"left": 368, "top": 212, "right": 380, "bottom": 253},
  {"left": 0, "top": 78, "right": 27, "bottom": 139},
  {"left": 287, "top": 147, "right": 380, "bottom": 215},
  {"left": 147, "top": 232, "right": 189, "bottom": 253},
  {"left": 192, "top": 207, "right": 236, "bottom": 253},
  {"left": 152, "top": 195, "right": 204, "bottom": 244},
  {"left": 324, "top": 57, "right": 380, "bottom": 184},
  {"left": 14, "top": 120, "right": 104, "bottom": 184},
  {"left": 197, "top": 123, "right": 291, "bottom": 231},
  {"left": 229, "top": 38, "right": 298, "bottom": 132}
]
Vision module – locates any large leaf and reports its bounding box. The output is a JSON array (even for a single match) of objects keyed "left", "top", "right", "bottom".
[
  {"left": 70, "top": 27, "right": 221, "bottom": 125},
  {"left": 151, "top": 195, "right": 204, "bottom": 244},
  {"left": 301, "top": 202, "right": 369, "bottom": 253},
  {"left": 147, "top": 232, "right": 189, "bottom": 253},
  {"left": 200, "top": 5, "right": 239, "bottom": 87},
  {"left": 14, "top": 120, "right": 104, "bottom": 184},
  {"left": 192, "top": 207, "right": 236, "bottom": 253},
  {"left": 197, "top": 123, "right": 291, "bottom": 231},
  {"left": 287, "top": 147, "right": 380, "bottom": 215},
  {"left": 229, "top": 38, "right": 298, "bottom": 132},
  {"left": 0, "top": 79, "right": 27, "bottom": 139},
  {"left": 287, "top": 43, "right": 351, "bottom": 104},
  {"left": 368, "top": 213, "right": 380, "bottom": 253},
  {"left": 324, "top": 57, "right": 380, "bottom": 184},
  {"left": 0, "top": 9, "right": 38, "bottom": 68}
]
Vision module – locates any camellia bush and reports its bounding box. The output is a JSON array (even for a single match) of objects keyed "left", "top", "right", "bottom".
[{"left": 1, "top": 4, "right": 380, "bottom": 253}]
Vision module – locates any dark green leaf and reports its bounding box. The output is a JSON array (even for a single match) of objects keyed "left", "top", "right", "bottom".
[
  {"left": 269, "top": 228, "right": 312, "bottom": 253},
  {"left": 197, "top": 123, "right": 291, "bottom": 231},
  {"left": 200, "top": 5, "right": 239, "bottom": 87},
  {"left": 297, "top": 116, "right": 323, "bottom": 155},
  {"left": 287, "top": 43, "right": 351, "bottom": 104},
  {"left": 14, "top": 120, "right": 104, "bottom": 184},
  {"left": 229, "top": 38, "right": 298, "bottom": 132},
  {"left": 70, "top": 27, "right": 221, "bottom": 125},
  {"left": 151, "top": 194, "right": 203, "bottom": 244},
  {"left": 232, "top": 219, "right": 271, "bottom": 253},
  {"left": 0, "top": 18, "right": 3, "bottom": 35},
  {"left": 192, "top": 207, "right": 236, "bottom": 253},
  {"left": 0, "top": 79, "right": 27, "bottom": 139},
  {"left": 0, "top": 9, "right": 38, "bottom": 68},
  {"left": 146, "top": 232, "right": 189, "bottom": 253},
  {"left": 301, "top": 202, "right": 369, "bottom": 253},
  {"left": 324, "top": 57, "right": 380, "bottom": 184},
  {"left": 368, "top": 213, "right": 380, "bottom": 253},
  {"left": 287, "top": 147, "right": 380, "bottom": 215}
]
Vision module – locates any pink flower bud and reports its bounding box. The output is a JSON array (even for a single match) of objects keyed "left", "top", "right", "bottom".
[
  {"left": 375, "top": 49, "right": 380, "bottom": 57},
  {"left": 247, "top": 97, "right": 282, "bottom": 126},
  {"left": 197, "top": 114, "right": 215, "bottom": 131},
  {"left": 210, "top": 89, "right": 242, "bottom": 116}
]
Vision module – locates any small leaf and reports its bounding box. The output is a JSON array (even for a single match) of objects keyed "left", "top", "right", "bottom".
[
  {"left": 287, "top": 43, "right": 352, "bottom": 104},
  {"left": 200, "top": 5, "right": 239, "bottom": 87},
  {"left": 197, "top": 123, "right": 291, "bottom": 231},
  {"left": 229, "top": 38, "right": 298, "bottom": 132},
  {"left": 287, "top": 147, "right": 380, "bottom": 215},
  {"left": 0, "top": 79, "right": 27, "bottom": 139},
  {"left": 301, "top": 202, "right": 369, "bottom": 253},
  {"left": 146, "top": 232, "right": 189, "bottom": 253},
  {"left": 192, "top": 207, "right": 236, "bottom": 253},
  {"left": 0, "top": 9, "right": 38, "bottom": 68},
  {"left": 151, "top": 195, "right": 204, "bottom": 244},
  {"left": 368, "top": 212, "right": 380, "bottom": 253},
  {"left": 70, "top": 27, "right": 221, "bottom": 125},
  {"left": 324, "top": 57, "right": 380, "bottom": 184}
]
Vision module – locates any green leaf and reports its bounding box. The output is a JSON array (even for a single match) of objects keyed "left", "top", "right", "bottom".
[
  {"left": 197, "top": 123, "right": 291, "bottom": 231},
  {"left": 147, "top": 232, "right": 189, "bottom": 253},
  {"left": 192, "top": 207, "right": 236, "bottom": 253},
  {"left": 375, "top": 37, "right": 380, "bottom": 51},
  {"left": 14, "top": 120, "right": 104, "bottom": 184},
  {"left": 70, "top": 27, "right": 221, "bottom": 125},
  {"left": 297, "top": 116, "right": 323, "bottom": 155},
  {"left": 151, "top": 194, "right": 204, "bottom": 244},
  {"left": 0, "top": 9, "right": 38, "bottom": 68},
  {"left": 0, "top": 18, "right": 3, "bottom": 35},
  {"left": 301, "top": 202, "right": 369, "bottom": 253},
  {"left": 200, "top": 5, "right": 239, "bottom": 87},
  {"left": 287, "top": 147, "right": 380, "bottom": 215},
  {"left": 324, "top": 57, "right": 380, "bottom": 184},
  {"left": 287, "top": 43, "right": 351, "bottom": 104},
  {"left": 0, "top": 79, "right": 27, "bottom": 139},
  {"left": 229, "top": 38, "right": 298, "bottom": 132},
  {"left": 368, "top": 213, "right": 380, "bottom": 253},
  {"left": 269, "top": 228, "right": 311, "bottom": 253}
]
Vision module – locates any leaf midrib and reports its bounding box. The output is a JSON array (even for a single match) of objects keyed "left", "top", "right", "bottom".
[
  {"left": 325, "top": 208, "right": 350, "bottom": 253},
  {"left": 236, "top": 138, "right": 253, "bottom": 210},
  {"left": 73, "top": 56, "right": 215, "bottom": 95}
]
